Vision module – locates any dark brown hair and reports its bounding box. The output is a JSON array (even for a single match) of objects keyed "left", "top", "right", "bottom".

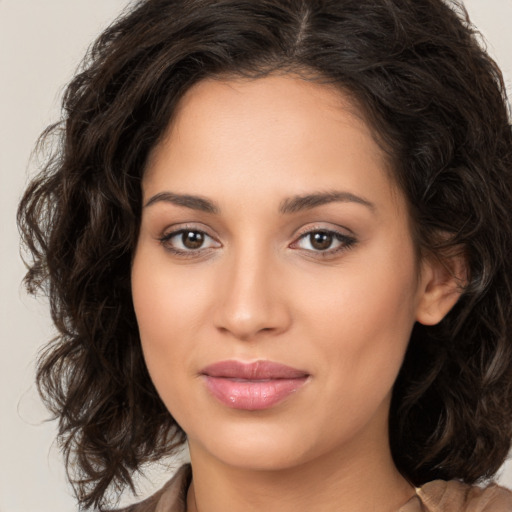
[{"left": 18, "top": 0, "right": 512, "bottom": 509}]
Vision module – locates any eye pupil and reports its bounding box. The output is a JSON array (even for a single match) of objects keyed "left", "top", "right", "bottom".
[
  {"left": 310, "top": 232, "right": 333, "bottom": 250},
  {"left": 182, "top": 231, "right": 204, "bottom": 249}
]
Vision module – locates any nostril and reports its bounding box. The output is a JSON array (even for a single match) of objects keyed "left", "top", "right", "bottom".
[{"left": 212, "top": 264, "right": 292, "bottom": 339}]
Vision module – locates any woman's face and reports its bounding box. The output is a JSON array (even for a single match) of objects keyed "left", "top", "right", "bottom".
[{"left": 132, "top": 75, "right": 433, "bottom": 471}]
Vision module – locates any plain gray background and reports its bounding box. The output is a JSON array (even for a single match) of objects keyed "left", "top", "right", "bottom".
[{"left": 1, "top": 1, "right": 512, "bottom": 511}]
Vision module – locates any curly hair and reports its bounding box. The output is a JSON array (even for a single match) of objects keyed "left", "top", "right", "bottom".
[{"left": 17, "top": 0, "right": 512, "bottom": 509}]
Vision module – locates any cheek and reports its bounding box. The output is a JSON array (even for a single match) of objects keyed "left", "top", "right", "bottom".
[
  {"left": 297, "top": 247, "right": 419, "bottom": 406},
  {"left": 132, "top": 241, "right": 212, "bottom": 338},
  {"left": 131, "top": 243, "right": 225, "bottom": 425},
  {"left": 131, "top": 247, "right": 201, "bottom": 380}
]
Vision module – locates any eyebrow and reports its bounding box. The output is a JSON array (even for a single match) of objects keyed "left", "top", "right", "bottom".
[
  {"left": 144, "top": 190, "right": 375, "bottom": 215},
  {"left": 144, "top": 192, "right": 220, "bottom": 213},
  {"left": 279, "top": 191, "right": 375, "bottom": 214}
]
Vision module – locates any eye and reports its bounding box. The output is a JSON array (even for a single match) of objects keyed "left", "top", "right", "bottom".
[
  {"left": 159, "top": 228, "right": 220, "bottom": 254},
  {"left": 292, "top": 229, "right": 356, "bottom": 255}
]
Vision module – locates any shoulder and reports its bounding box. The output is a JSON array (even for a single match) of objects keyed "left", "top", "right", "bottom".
[
  {"left": 110, "top": 464, "right": 192, "bottom": 512},
  {"left": 416, "top": 479, "right": 512, "bottom": 512}
]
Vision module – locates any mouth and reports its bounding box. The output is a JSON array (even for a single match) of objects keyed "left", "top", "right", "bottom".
[{"left": 200, "top": 360, "right": 310, "bottom": 411}]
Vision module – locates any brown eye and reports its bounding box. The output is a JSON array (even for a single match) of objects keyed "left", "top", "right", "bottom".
[
  {"left": 160, "top": 228, "right": 221, "bottom": 255},
  {"left": 291, "top": 229, "right": 356, "bottom": 255},
  {"left": 182, "top": 230, "right": 205, "bottom": 249},
  {"left": 309, "top": 231, "right": 333, "bottom": 250}
]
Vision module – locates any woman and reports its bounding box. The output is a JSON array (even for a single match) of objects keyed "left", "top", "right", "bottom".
[{"left": 17, "top": 0, "right": 512, "bottom": 511}]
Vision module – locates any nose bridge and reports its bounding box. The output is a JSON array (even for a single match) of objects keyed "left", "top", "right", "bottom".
[{"left": 214, "top": 239, "right": 289, "bottom": 340}]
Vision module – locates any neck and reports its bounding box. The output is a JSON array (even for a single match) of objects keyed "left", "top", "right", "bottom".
[{"left": 186, "top": 423, "right": 414, "bottom": 512}]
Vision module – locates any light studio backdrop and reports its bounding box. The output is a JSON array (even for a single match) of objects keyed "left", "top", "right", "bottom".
[{"left": 1, "top": 1, "right": 511, "bottom": 511}]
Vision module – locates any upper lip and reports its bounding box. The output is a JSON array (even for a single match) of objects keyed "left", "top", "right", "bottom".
[{"left": 201, "top": 360, "right": 309, "bottom": 380}]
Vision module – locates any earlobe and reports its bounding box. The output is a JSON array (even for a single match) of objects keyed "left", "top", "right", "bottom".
[{"left": 415, "top": 252, "right": 467, "bottom": 326}]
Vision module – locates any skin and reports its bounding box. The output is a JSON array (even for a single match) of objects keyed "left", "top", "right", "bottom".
[{"left": 131, "top": 74, "right": 461, "bottom": 512}]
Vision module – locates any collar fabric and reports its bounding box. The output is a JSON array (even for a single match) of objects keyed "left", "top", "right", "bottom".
[{"left": 116, "top": 464, "right": 512, "bottom": 512}]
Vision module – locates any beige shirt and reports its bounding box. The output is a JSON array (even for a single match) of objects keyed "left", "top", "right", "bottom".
[{"left": 117, "top": 465, "right": 512, "bottom": 512}]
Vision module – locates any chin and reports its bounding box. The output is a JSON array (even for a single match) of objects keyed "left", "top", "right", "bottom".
[{"left": 188, "top": 419, "right": 319, "bottom": 471}]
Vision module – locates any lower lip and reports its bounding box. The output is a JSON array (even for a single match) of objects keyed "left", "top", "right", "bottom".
[{"left": 203, "top": 376, "right": 308, "bottom": 410}]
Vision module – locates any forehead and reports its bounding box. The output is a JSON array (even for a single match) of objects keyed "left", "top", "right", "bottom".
[
  {"left": 146, "top": 74, "right": 386, "bottom": 168},
  {"left": 143, "top": 74, "right": 403, "bottom": 218}
]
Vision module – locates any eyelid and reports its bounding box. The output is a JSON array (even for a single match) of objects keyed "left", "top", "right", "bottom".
[
  {"left": 289, "top": 224, "right": 357, "bottom": 256},
  {"left": 158, "top": 223, "right": 221, "bottom": 255},
  {"left": 293, "top": 222, "right": 355, "bottom": 239},
  {"left": 156, "top": 222, "right": 356, "bottom": 258}
]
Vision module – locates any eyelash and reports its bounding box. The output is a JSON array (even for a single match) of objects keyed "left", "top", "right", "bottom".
[
  {"left": 158, "top": 227, "right": 220, "bottom": 258},
  {"left": 291, "top": 228, "right": 357, "bottom": 257},
  {"left": 158, "top": 226, "right": 357, "bottom": 258}
]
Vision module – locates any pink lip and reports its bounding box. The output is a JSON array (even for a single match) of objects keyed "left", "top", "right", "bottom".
[{"left": 201, "top": 360, "right": 309, "bottom": 410}]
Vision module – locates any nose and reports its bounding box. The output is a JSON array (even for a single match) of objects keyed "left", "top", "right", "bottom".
[{"left": 213, "top": 247, "right": 292, "bottom": 341}]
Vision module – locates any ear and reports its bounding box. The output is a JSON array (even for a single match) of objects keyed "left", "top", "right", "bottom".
[{"left": 415, "top": 250, "right": 467, "bottom": 326}]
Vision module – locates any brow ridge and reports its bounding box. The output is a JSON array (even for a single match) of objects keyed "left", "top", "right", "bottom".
[
  {"left": 144, "top": 190, "right": 374, "bottom": 215},
  {"left": 144, "top": 192, "right": 219, "bottom": 213},
  {"left": 279, "top": 191, "right": 375, "bottom": 214}
]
